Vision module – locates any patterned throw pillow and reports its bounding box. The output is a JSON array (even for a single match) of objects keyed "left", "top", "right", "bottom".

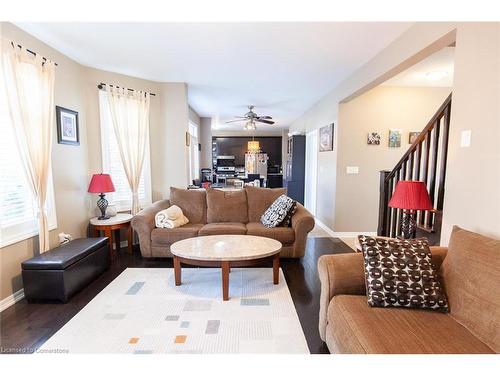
[
  {"left": 358, "top": 235, "right": 448, "bottom": 312},
  {"left": 260, "top": 195, "right": 297, "bottom": 228}
]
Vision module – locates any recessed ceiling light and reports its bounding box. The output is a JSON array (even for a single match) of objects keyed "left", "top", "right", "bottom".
[{"left": 425, "top": 70, "right": 448, "bottom": 81}]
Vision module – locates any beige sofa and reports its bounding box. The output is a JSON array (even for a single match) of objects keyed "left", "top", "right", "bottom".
[
  {"left": 132, "top": 186, "right": 315, "bottom": 258},
  {"left": 318, "top": 226, "right": 500, "bottom": 354}
]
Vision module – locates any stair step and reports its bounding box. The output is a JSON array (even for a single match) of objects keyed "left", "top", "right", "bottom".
[{"left": 417, "top": 224, "right": 435, "bottom": 233}]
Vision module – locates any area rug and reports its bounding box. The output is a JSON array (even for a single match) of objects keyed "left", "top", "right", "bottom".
[{"left": 39, "top": 268, "right": 309, "bottom": 354}]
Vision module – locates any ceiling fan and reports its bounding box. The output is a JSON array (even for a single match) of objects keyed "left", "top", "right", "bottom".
[{"left": 225, "top": 105, "right": 275, "bottom": 130}]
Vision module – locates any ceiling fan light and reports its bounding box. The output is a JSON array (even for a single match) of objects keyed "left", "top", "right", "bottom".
[{"left": 244, "top": 120, "right": 256, "bottom": 131}]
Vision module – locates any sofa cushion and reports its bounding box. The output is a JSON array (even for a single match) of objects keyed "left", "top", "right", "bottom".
[
  {"left": 358, "top": 235, "right": 448, "bottom": 312},
  {"left": 441, "top": 226, "right": 500, "bottom": 352},
  {"left": 199, "top": 222, "right": 247, "bottom": 236},
  {"left": 206, "top": 189, "right": 248, "bottom": 223},
  {"left": 170, "top": 187, "right": 207, "bottom": 224},
  {"left": 261, "top": 195, "right": 296, "bottom": 228},
  {"left": 326, "top": 295, "right": 494, "bottom": 354},
  {"left": 151, "top": 224, "right": 204, "bottom": 245},
  {"left": 246, "top": 222, "right": 294, "bottom": 244},
  {"left": 245, "top": 186, "right": 287, "bottom": 222}
]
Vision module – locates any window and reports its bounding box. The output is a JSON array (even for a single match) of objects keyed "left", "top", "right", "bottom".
[
  {"left": 98, "top": 91, "right": 152, "bottom": 211},
  {"left": 0, "top": 75, "right": 57, "bottom": 247},
  {"left": 188, "top": 121, "right": 200, "bottom": 183}
]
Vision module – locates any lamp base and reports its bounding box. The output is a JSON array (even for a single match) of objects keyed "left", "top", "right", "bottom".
[
  {"left": 400, "top": 210, "right": 417, "bottom": 239},
  {"left": 96, "top": 193, "right": 110, "bottom": 220}
]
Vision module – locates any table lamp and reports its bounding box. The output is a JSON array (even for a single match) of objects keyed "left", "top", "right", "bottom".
[
  {"left": 88, "top": 173, "right": 115, "bottom": 220},
  {"left": 388, "top": 180, "right": 433, "bottom": 239}
]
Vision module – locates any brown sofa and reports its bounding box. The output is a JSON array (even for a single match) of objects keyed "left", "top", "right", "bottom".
[
  {"left": 318, "top": 226, "right": 500, "bottom": 354},
  {"left": 132, "top": 186, "right": 315, "bottom": 258}
]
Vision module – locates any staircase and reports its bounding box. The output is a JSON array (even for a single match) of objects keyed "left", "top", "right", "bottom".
[{"left": 377, "top": 93, "right": 452, "bottom": 245}]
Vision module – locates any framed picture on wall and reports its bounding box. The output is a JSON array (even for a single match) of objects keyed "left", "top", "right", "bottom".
[
  {"left": 388, "top": 129, "right": 402, "bottom": 148},
  {"left": 367, "top": 132, "right": 381, "bottom": 145},
  {"left": 319, "top": 123, "right": 334, "bottom": 152},
  {"left": 56, "top": 106, "right": 79, "bottom": 145},
  {"left": 409, "top": 131, "right": 420, "bottom": 144}
]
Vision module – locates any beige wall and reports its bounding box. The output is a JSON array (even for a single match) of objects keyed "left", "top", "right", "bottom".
[
  {"left": 440, "top": 23, "right": 500, "bottom": 244},
  {"left": 290, "top": 22, "right": 500, "bottom": 245},
  {"left": 159, "top": 83, "right": 190, "bottom": 194},
  {"left": 0, "top": 23, "right": 191, "bottom": 301},
  {"left": 335, "top": 86, "right": 451, "bottom": 232}
]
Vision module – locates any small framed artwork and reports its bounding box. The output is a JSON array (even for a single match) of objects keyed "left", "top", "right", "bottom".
[
  {"left": 409, "top": 131, "right": 420, "bottom": 144},
  {"left": 319, "top": 123, "right": 334, "bottom": 152},
  {"left": 56, "top": 106, "right": 79, "bottom": 145},
  {"left": 367, "top": 132, "right": 381, "bottom": 145},
  {"left": 388, "top": 129, "right": 402, "bottom": 148}
]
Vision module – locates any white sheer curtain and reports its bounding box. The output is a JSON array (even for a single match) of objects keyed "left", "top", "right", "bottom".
[
  {"left": 105, "top": 86, "right": 150, "bottom": 215},
  {"left": 2, "top": 42, "right": 56, "bottom": 253}
]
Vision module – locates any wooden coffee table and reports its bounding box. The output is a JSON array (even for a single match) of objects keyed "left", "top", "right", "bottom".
[{"left": 170, "top": 235, "right": 282, "bottom": 301}]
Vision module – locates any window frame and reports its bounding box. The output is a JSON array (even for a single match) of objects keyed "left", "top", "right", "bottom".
[{"left": 188, "top": 121, "right": 200, "bottom": 183}]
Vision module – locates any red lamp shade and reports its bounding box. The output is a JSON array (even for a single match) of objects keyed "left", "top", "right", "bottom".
[
  {"left": 388, "top": 181, "right": 433, "bottom": 210},
  {"left": 88, "top": 174, "right": 115, "bottom": 193}
]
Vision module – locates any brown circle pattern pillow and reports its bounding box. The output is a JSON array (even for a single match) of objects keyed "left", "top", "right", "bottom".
[{"left": 358, "top": 235, "right": 448, "bottom": 312}]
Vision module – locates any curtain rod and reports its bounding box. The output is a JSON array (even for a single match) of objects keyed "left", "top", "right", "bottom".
[
  {"left": 97, "top": 83, "right": 156, "bottom": 97},
  {"left": 11, "top": 42, "right": 58, "bottom": 66}
]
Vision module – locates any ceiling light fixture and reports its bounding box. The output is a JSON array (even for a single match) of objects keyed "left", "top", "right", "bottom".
[{"left": 244, "top": 120, "right": 257, "bottom": 131}]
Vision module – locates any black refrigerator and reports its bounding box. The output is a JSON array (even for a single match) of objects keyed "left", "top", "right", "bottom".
[{"left": 284, "top": 135, "right": 305, "bottom": 204}]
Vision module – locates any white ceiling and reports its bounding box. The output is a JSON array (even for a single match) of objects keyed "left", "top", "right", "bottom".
[
  {"left": 16, "top": 22, "right": 412, "bottom": 131},
  {"left": 382, "top": 46, "right": 454, "bottom": 87}
]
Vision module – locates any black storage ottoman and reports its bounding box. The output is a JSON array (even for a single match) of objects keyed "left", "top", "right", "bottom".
[{"left": 21, "top": 237, "right": 110, "bottom": 303}]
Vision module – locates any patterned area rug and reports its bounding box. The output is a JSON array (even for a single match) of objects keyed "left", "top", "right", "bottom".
[{"left": 39, "top": 268, "right": 309, "bottom": 354}]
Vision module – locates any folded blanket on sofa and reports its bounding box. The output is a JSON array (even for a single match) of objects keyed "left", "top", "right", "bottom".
[{"left": 155, "top": 205, "right": 189, "bottom": 228}]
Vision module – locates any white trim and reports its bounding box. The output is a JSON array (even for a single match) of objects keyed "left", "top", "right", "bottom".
[
  {"left": 0, "top": 288, "right": 24, "bottom": 312},
  {"left": 332, "top": 231, "right": 377, "bottom": 237},
  {"left": 314, "top": 218, "right": 377, "bottom": 238},
  {"left": 314, "top": 218, "right": 336, "bottom": 237}
]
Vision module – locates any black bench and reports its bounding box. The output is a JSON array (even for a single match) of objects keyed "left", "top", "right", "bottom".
[{"left": 22, "top": 237, "right": 110, "bottom": 303}]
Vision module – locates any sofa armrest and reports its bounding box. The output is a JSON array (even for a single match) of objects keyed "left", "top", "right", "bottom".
[
  {"left": 317, "top": 252, "right": 366, "bottom": 341},
  {"left": 430, "top": 246, "right": 448, "bottom": 270},
  {"left": 290, "top": 203, "right": 315, "bottom": 257},
  {"left": 131, "top": 200, "right": 170, "bottom": 257}
]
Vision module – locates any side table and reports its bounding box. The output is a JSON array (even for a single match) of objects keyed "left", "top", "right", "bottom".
[{"left": 90, "top": 213, "right": 133, "bottom": 259}]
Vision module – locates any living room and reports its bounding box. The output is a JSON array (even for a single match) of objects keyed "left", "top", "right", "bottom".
[{"left": 1, "top": 1, "right": 499, "bottom": 373}]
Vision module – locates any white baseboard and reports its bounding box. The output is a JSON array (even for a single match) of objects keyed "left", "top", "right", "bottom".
[
  {"left": 0, "top": 288, "right": 24, "bottom": 312},
  {"left": 314, "top": 219, "right": 376, "bottom": 238},
  {"left": 314, "top": 219, "right": 336, "bottom": 237},
  {"left": 332, "top": 232, "right": 377, "bottom": 237}
]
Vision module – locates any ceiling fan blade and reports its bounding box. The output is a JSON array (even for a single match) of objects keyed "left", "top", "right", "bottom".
[
  {"left": 255, "top": 119, "right": 275, "bottom": 125},
  {"left": 225, "top": 119, "right": 246, "bottom": 123},
  {"left": 257, "top": 116, "right": 273, "bottom": 120}
]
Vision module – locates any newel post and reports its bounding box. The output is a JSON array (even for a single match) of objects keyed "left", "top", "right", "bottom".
[{"left": 377, "top": 170, "right": 391, "bottom": 236}]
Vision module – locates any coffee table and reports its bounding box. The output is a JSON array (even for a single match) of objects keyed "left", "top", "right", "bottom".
[{"left": 170, "top": 235, "right": 282, "bottom": 301}]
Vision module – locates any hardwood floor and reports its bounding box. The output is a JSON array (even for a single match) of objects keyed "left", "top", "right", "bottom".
[{"left": 0, "top": 236, "right": 353, "bottom": 354}]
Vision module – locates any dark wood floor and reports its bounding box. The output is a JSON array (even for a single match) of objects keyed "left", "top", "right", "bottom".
[{"left": 0, "top": 236, "right": 353, "bottom": 354}]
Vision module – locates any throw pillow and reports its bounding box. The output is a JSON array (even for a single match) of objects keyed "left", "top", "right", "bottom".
[
  {"left": 260, "top": 195, "right": 296, "bottom": 228},
  {"left": 358, "top": 235, "right": 448, "bottom": 312}
]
